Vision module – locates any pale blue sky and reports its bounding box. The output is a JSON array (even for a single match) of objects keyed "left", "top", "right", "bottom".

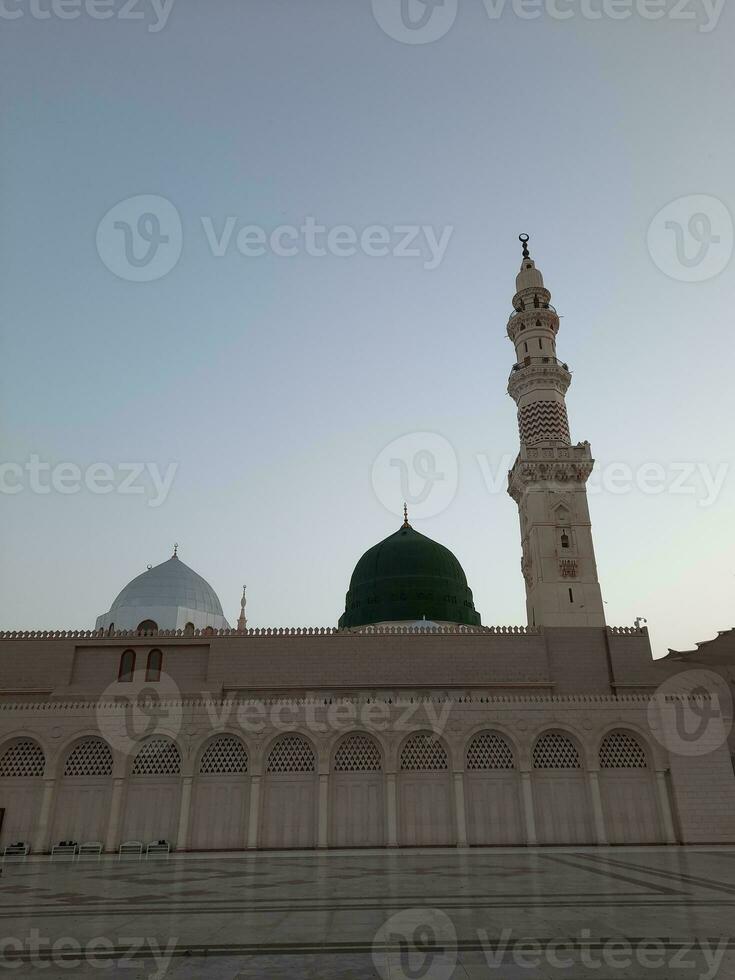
[{"left": 1, "top": 0, "right": 733, "bottom": 656}]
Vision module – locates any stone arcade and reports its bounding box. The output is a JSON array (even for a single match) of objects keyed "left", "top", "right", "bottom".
[{"left": 1, "top": 240, "right": 734, "bottom": 853}]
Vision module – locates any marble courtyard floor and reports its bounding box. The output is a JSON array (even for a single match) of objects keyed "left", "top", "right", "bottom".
[{"left": 1, "top": 847, "right": 735, "bottom": 979}]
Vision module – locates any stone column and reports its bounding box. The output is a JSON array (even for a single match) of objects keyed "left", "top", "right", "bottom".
[
  {"left": 520, "top": 771, "right": 537, "bottom": 846},
  {"left": 318, "top": 773, "right": 329, "bottom": 848},
  {"left": 247, "top": 776, "right": 261, "bottom": 849},
  {"left": 453, "top": 772, "right": 468, "bottom": 847},
  {"left": 176, "top": 777, "right": 193, "bottom": 851},
  {"left": 386, "top": 772, "right": 398, "bottom": 847},
  {"left": 656, "top": 770, "right": 677, "bottom": 844},
  {"left": 587, "top": 770, "right": 609, "bottom": 845},
  {"left": 104, "top": 778, "right": 125, "bottom": 853},
  {"left": 32, "top": 778, "right": 57, "bottom": 854}
]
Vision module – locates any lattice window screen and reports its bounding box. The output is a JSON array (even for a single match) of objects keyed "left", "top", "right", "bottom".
[
  {"left": 0, "top": 740, "right": 45, "bottom": 777},
  {"left": 466, "top": 732, "right": 515, "bottom": 770},
  {"left": 400, "top": 733, "right": 448, "bottom": 771},
  {"left": 334, "top": 734, "right": 382, "bottom": 772},
  {"left": 64, "top": 739, "right": 113, "bottom": 776},
  {"left": 131, "top": 738, "right": 181, "bottom": 776},
  {"left": 199, "top": 736, "right": 248, "bottom": 774},
  {"left": 599, "top": 732, "right": 647, "bottom": 769},
  {"left": 266, "top": 735, "right": 316, "bottom": 773},
  {"left": 533, "top": 733, "right": 581, "bottom": 769}
]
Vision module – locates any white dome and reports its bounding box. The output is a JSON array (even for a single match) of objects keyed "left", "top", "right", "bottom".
[{"left": 96, "top": 554, "right": 229, "bottom": 632}]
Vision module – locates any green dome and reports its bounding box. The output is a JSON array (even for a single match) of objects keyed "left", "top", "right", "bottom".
[{"left": 338, "top": 522, "right": 481, "bottom": 629}]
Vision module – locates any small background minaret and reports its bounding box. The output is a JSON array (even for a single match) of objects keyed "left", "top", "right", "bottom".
[
  {"left": 237, "top": 585, "right": 248, "bottom": 631},
  {"left": 506, "top": 236, "right": 605, "bottom": 627}
]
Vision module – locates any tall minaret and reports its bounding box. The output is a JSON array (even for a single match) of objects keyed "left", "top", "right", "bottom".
[{"left": 506, "top": 236, "right": 605, "bottom": 628}]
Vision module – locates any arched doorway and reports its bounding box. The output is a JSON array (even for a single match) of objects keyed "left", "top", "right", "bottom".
[
  {"left": 398, "top": 732, "right": 454, "bottom": 846},
  {"left": 189, "top": 736, "right": 249, "bottom": 850},
  {"left": 532, "top": 731, "right": 594, "bottom": 844},
  {"left": 51, "top": 739, "right": 113, "bottom": 845},
  {"left": 599, "top": 731, "right": 664, "bottom": 843},
  {"left": 0, "top": 739, "right": 45, "bottom": 849},
  {"left": 121, "top": 737, "right": 181, "bottom": 845},
  {"left": 465, "top": 732, "right": 523, "bottom": 846},
  {"left": 260, "top": 735, "right": 317, "bottom": 849},
  {"left": 330, "top": 733, "right": 384, "bottom": 847}
]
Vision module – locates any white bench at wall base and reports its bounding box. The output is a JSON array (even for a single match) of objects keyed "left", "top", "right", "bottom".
[
  {"left": 77, "top": 842, "right": 103, "bottom": 861},
  {"left": 146, "top": 841, "right": 170, "bottom": 859},
  {"left": 2, "top": 843, "right": 29, "bottom": 863},
  {"left": 118, "top": 841, "right": 143, "bottom": 860},
  {"left": 51, "top": 843, "right": 79, "bottom": 861}
]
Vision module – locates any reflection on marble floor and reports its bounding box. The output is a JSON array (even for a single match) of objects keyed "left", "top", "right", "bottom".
[{"left": 1, "top": 846, "right": 735, "bottom": 978}]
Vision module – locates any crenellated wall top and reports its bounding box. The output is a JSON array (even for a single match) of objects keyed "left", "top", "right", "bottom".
[{"left": 0, "top": 624, "right": 646, "bottom": 640}]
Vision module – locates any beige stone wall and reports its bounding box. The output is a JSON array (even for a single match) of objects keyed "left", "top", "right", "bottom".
[
  {"left": 0, "top": 692, "right": 731, "bottom": 851},
  {"left": 0, "top": 626, "right": 669, "bottom": 702}
]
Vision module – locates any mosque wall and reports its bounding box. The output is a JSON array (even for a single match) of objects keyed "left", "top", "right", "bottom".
[
  {"left": 0, "top": 626, "right": 669, "bottom": 703},
  {"left": 1, "top": 692, "right": 732, "bottom": 853}
]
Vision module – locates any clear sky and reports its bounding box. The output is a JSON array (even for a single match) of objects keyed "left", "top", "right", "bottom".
[{"left": 1, "top": 0, "right": 733, "bottom": 657}]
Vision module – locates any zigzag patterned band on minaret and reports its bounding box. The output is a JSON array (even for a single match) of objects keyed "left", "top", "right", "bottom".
[{"left": 518, "top": 400, "right": 571, "bottom": 446}]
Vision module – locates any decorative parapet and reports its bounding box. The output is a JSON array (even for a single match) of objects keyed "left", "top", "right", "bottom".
[
  {"left": 508, "top": 442, "right": 594, "bottom": 502},
  {"left": 0, "top": 692, "right": 664, "bottom": 712},
  {"left": 0, "top": 625, "right": 540, "bottom": 640},
  {"left": 607, "top": 626, "right": 649, "bottom": 636}
]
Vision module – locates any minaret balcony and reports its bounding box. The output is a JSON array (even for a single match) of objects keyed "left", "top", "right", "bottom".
[
  {"left": 508, "top": 442, "right": 595, "bottom": 502},
  {"left": 509, "top": 302, "right": 556, "bottom": 318},
  {"left": 507, "top": 357, "right": 572, "bottom": 400}
]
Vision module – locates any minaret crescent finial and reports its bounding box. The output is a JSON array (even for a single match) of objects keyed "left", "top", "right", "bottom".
[
  {"left": 173, "top": 542, "right": 178, "bottom": 558},
  {"left": 237, "top": 584, "right": 248, "bottom": 631},
  {"left": 519, "top": 234, "right": 530, "bottom": 260},
  {"left": 403, "top": 502, "right": 410, "bottom": 528}
]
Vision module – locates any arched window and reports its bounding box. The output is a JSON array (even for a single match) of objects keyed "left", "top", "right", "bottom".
[
  {"left": 137, "top": 619, "right": 158, "bottom": 632},
  {"left": 118, "top": 649, "right": 135, "bottom": 682},
  {"left": 334, "top": 733, "right": 382, "bottom": 772},
  {"left": 64, "top": 739, "right": 113, "bottom": 777},
  {"left": 599, "top": 731, "right": 647, "bottom": 769},
  {"left": 466, "top": 732, "right": 515, "bottom": 770},
  {"left": 0, "top": 739, "right": 45, "bottom": 777},
  {"left": 132, "top": 738, "right": 181, "bottom": 775},
  {"left": 533, "top": 732, "right": 581, "bottom": 769},
  {"left": 199, "top": 736, "right": 248, "bottom": 774},
  {"left": 266, "top": 735, "right": 316, "bottom": 773},
  {"left": 145, "top": 649, "right": 162, "bottom": 682},
  {"left": 400, "top": 733, "right": 448, "bottom": 771}
]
